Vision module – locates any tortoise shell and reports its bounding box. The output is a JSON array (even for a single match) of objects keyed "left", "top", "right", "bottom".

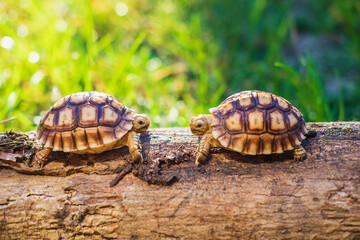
[
  {"left": 36, "top": 92, "right": 134, "bottom": 154},
  {"left": 210, "top": 90, "right": 307, "bottom": 155}
]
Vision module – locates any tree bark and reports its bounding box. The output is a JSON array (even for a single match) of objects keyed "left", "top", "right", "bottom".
[{"left": 0, "top": 122, "right": 359, "bottom": 239}]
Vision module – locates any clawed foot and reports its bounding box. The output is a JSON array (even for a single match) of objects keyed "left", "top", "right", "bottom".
[
  {"left": 293, "top": 145, "right": 306, "bottom": 161},
  {"left": 131, "top": 151, "right": 143, "bottom": 163},
  {"left": 33, "top": 159, "right": 46, "bottom": 168},
  {"left": 294, "top": 154, "right": 305, "bottom": 161},
  {"left": 195, "top": 153, "right": 207, "bottom": 165}
]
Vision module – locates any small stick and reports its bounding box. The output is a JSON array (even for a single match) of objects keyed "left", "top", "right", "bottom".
[
  {"left": 0, "top": 117, "right": 16, "bottom": 124},
  {"left": 109, "top": 164, "right": 133, "bottom": 187}
]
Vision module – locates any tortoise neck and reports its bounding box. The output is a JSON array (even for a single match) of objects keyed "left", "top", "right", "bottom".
[
  {"left": 204, "top": 115, "right": 213, "bottom": 129},
  {"left": 201, "top": 114, "right": 213, "bottom": 134}
]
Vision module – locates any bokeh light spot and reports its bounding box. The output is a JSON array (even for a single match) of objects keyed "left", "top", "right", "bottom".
[
  {"left": 51, "top": 87, "right": 61, "bottom": 102},
  {"left": 55, "top": 3, "right": 69, "bottom": 17},
  {"left": 1, "top": 36, "right": 15, "bottom": 49},
  {"left": 8, "top": 10, "right": 18, "bottom": 21},
  {"left": 55, "top": 19, "right": 67, "bottom": 32},
  {"left": 126, "top": 73, "right": 137, "bottom": 81},
  {"left": 71, "top": 51, "right": 80, "bottom": 59},
  {"left": 8, "top": 92, "right": 17, "bottom": 109},
  {"left": 167, "top": 107, "right": 179, "bottom": 123},
  {"left": 17, "top": 24, "right": 29, "bottom": 37},
  {"left": 0, "top": 69, "right": 12, "bottom": 87},
  {"left": 92, "top": 29, "right": 98, "bottom": 41},
  {"left": 115, "top": 2, "right": 128, "bottom": 16},
  {"left": 33, "top": 115, "right": 41, "bottom": 125},
  {"left": 28, "top": 51, "right": 40, "bottom": 63},
  {"left": 161, "top": 1, "right": 175, "bottom": 14},
  {"left": 30, "top": 70, "right": 45, "bottom": 85},
  {"left": 19, "top": 0, "right": 31, "bottom": 9},
  {"left": 146, "top": 57, "right": 162, "bottom": 71}
]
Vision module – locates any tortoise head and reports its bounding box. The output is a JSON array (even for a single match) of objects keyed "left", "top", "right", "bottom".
[
  {"left": 190, "top": 114, "right": 212, "bottom": 135},
  {"left": 132, "top": 114, "right": 151, "bottom": 133}
]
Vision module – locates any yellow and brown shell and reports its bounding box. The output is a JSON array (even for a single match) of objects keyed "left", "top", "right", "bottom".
[
  {"left": 36, "top": 92, "right": 134, "bottom": 154},
  {"left": 210, "top": 91, "right": 307, "bottom": 155}
]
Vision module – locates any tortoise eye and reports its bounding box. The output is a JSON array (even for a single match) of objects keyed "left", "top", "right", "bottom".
[
  {"left": 196, "top": 124, "right": 202, "bottom": 128},
  {"left": 138, "top": 120, "right": 144, "bottom": 125}
]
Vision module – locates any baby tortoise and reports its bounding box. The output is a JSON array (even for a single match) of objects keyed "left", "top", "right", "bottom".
[
  {"left": 34, "top": 91, "right": 150, "bottom": 166},
  {"left": 190, "top": 90, "right": 308, "bottom": 164}
]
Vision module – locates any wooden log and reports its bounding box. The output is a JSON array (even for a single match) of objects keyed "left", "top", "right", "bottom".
[{"left": 0, "top": 122, "right": 359, "bottom": 239}]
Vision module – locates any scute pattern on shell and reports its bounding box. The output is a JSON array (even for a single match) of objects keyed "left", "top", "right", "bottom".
[
  {"left": 210, "top": 91, "right": 307, "bottom": 155},
  {"left": 36, "top": 92, "right": 134, "bottom": 153}
]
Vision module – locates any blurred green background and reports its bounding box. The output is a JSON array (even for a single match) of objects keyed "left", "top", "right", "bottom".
[{"left": 0, "top": 0, "right": 359, "bottom": 131}]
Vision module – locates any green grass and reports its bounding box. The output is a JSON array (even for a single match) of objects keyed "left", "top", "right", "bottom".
[{"left": 0, "top": 0, "right": 359, "bottom": 132}]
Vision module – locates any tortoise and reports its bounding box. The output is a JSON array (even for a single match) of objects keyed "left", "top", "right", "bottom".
[
  {"left": 34, "top": 91, "right": 150, "bottom": 166},
  {"left": 190, "top": 90, "right": 308, "bottom": 164}
]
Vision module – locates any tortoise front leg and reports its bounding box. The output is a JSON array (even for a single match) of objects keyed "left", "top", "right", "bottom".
[
  {"left": 33, "top": 148, "right": 52, "bottom": 167},
  {"left": 127, "top": 131, "right": 143, "bottom": 163},
  {"left": 293, "top": 145, "right": 306, "bottom": 161},
  {"left": 195, "top": 133, "right": 215, "bottom": 165}
]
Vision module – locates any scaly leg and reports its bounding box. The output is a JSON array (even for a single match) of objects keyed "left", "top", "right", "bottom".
[
  {"left": 127, "top": 131, "right": 143, "bottom": 163},
  {"left": 195, "top": 133, "right": 214, "bottom": 165},
  {"left": 33, "top": 148, "right": 52, "bottom": 167},
  {"left": 293, "top": 145, "right": 306, "bottom": 161}
]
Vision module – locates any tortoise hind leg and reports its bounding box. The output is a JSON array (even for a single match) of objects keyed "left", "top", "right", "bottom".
[
  {"left": 293, "top": 145, "right": 306, "bottom": 161},
  {"left": 33, "top": 148, "right": 52, "bottom": 167}
]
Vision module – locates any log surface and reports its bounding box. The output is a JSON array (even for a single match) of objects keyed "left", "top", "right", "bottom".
[{"left": 0, "top": 122, "right": 360, "bottom": 239}]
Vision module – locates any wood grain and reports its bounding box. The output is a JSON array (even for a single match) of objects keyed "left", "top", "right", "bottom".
[{"left": 0, "top": 122, "right": 359, "bottom": 239}]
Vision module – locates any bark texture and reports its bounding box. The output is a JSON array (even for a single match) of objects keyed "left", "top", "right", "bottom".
[{"left": 0, "top": 122, "right": 360, "bottom": 239}]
